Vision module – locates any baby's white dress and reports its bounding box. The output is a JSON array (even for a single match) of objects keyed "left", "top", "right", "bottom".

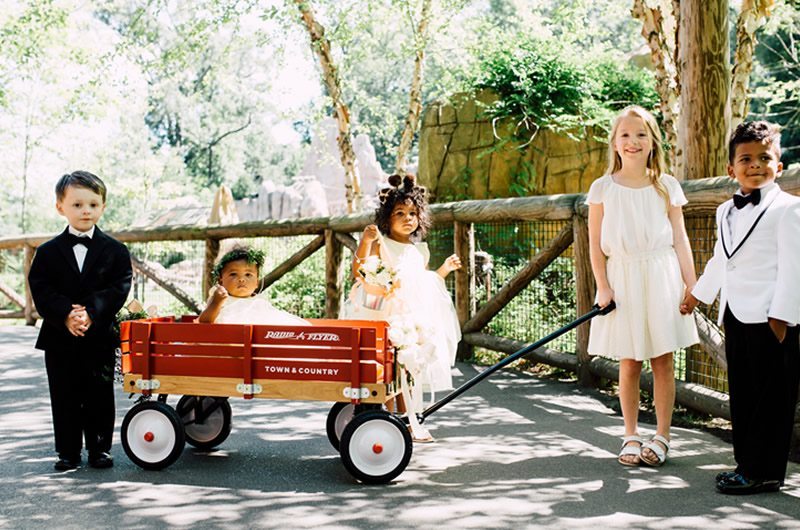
[
  {"left": 214, "top": 292, "right": 310, "bottom": 326},
  {"left": 586, "top": 174, "right": 698, "bottom": 360}
]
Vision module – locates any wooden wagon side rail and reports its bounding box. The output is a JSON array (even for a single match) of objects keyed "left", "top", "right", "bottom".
[{"left": 119, "top": 318, "right": 393, "bottom": 405}]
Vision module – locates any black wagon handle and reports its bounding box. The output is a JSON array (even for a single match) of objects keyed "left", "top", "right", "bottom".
[{"left": 420, "top": 301, "right": 616, "bottom": 421}]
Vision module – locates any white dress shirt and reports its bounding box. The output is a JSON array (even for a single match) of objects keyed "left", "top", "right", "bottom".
[{"left": 67, "top": 225, "right": 95, "bottom": 272}]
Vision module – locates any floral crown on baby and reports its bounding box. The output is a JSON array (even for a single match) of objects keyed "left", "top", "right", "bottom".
[{"left": 212, "top": 247, "right": 266, "bottom": 282}]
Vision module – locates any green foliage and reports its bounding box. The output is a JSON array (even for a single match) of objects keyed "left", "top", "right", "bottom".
[
  {"left": 509, "top": 160, "right": 536, "bottom": 197},
  {"left": 267, "top": 252, "right": 327, "bottom": 318},
  {"left": 0, "top": 0, "right": 69, "bottom": 70},
  {"left": 749, "top": 2, "right": 800, "bottom": 166},
  {"left": 466, "top": 34, "right": 659, "bottom": 137},
  {"left": 113, "top": 306, "right": 149, "bottom": 337}
]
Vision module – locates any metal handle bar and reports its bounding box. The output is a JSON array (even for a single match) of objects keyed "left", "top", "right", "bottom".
[{"left": 420, "top": 301, "right": 616, "bottom": 421}]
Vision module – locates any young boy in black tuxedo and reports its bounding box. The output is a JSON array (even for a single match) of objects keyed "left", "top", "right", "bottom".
[
  {"left": 682, "top": 121, "right": 800, "bottom": 494},
  {"left": 28, "top": 171, "right": 132, "bottom": 471}
]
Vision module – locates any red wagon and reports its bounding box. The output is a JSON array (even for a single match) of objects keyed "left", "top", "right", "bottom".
[
  {"left": 119, "top": 304, "right": 612, "bottom": 484},
  {"left": 119, "top": 317, "right": 412, "bottom": 484}
]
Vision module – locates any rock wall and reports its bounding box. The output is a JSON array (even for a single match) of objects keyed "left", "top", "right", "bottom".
[{"left": 418, "top": 90, "right": 609, "bottom": 200}]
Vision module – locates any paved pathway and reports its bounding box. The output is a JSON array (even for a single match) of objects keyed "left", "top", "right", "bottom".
[{"left": 0, "top": 325, "right": 798, "bottom": 529}]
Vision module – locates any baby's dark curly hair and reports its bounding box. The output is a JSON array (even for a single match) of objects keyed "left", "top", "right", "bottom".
[
  {"left": 212, "top": 246, "right": 265, "bottom": 283},
  {"left": 374, "top": 174, "right": 431, "bottom": 240}
]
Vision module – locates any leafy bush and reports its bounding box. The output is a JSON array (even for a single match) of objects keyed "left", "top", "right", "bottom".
[
  {"left": 266, "top": 252, "right": 327, "bottom": 319},
  {"left": 466, "top": 34, "right": 659, "bottom": 137}
]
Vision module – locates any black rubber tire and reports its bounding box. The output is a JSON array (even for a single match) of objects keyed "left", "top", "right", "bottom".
[
  {"left": 326, "top": 403, "right": 383, "bottom": 451},
  {"left": 339, "top": 411, "right": 412, "bottom": 484},
  {"left": 326, "top": 402, "right": 354, "bottom": 451},
  {"left": 176, "top": 395, "right": 233, "bottom": 450},
  {"left": 121, "top": 400, "right": 186, "bottom": 470}
]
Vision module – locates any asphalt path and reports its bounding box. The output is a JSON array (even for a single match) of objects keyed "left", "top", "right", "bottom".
[{"left": 1, "top": 325, "right": 799, "bottom": 529}]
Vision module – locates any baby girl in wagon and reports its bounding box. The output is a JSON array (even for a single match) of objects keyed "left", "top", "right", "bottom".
[{"left": 198, "top": 246, "right": 310, "bottom": 326}]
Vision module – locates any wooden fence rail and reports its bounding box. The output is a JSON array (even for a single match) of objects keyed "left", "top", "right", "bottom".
[{"left": 2, "top": 171, "right": 800, "bottom": 438}]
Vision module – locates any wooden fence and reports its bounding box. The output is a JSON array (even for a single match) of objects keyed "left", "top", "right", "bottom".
[{"left": 2, "top": 170, "right": 800, "bottom": 430}]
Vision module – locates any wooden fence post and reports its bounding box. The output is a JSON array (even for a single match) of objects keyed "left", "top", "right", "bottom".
[
  {"left": 204, "top": 238, "right": 220, "bottom": 300},
  {"left": 454, "top": 221, "right": 475, "bottom": 360},
  {"left": 572, "top": 212, "right": 599, "bottom": 387},
  {"left": 325, "top": 229, "right": 345, "bottom": 318},
  {"left": 23, "top": 244, "right": 36, "bottom": 326}
]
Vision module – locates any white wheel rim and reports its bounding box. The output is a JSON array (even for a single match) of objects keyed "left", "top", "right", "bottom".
[
  {"left": 348, "top": 418, "right": 406, "bottom": 477},
  {"left": 183, "top": 399, "right": 225, "bottom": 443},
  {"left": 127, "top": 409, "right": 177, "bottom": 463},
  {"left": 334, "top": 404, "right": 355, "bottom": 441}
]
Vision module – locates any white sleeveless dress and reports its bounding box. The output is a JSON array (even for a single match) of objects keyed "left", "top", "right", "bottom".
[
  {"left": 586, "top": 174, "right": 699, "bottom": 360},
  {"left": 343, "top": 237, "right": 460, "bottom": 391},
  {"left": 214, "top": 292, "right": 310, "bottom": 326}
]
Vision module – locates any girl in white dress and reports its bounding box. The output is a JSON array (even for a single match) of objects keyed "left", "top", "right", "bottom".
[
  {"left": 587, "top": 106, "right": 698, "bottom": 467},
  {"left": 346, "top": 174, "right": 462, "bottom": 442},
  {"left": 198, "top": 247, "right": 309, "bottom": 326}
]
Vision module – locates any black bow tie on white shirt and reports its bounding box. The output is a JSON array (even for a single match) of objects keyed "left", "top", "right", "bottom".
[
  {"left": 67, "top": 233, "right": 93, "bottom": 247},
  {"left": 733, "top": 188, "right": 761, "bottom": 209}
]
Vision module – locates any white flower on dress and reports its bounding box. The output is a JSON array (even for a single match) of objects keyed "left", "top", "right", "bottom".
[{"left": 388, "top": 314, "right": 433, "bottom": 379}]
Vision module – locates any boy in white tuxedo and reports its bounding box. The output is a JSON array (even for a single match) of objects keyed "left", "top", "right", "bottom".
[{"left": 682, "top": 121, "right": 800, "bottom": 494}]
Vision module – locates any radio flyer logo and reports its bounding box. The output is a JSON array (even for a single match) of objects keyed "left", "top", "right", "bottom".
[{"left": 264, "top": 331, "right": 340, "bottom": 342}]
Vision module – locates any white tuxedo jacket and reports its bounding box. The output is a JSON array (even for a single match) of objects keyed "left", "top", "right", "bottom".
[{"left": 693, "top": 184, "right": 800, "bottom": 326}]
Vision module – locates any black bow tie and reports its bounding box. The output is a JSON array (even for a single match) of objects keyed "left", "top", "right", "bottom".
[
  {"left": 733, "top": 188, "right": 761, "bottom": 209},
  {"left": 67, "top": 233, "right": 93, "bottom": 247}
]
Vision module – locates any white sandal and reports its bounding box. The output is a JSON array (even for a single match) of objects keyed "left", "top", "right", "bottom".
[
  {"left": 618, "top": 435, "right": 643, "bottom": 466},
  {"left": 640, "top": 434, "right": 670, "bottom": 467}
]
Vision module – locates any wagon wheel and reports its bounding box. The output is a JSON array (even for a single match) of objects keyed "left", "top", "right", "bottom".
[
  {"left": 326, "top": 402, "right": 382, "bottom": 451},
  {"left": 176, "top": 395, "right": 232, "bottom": 450},
  {"left": 121, "top": 401, "right": 185, "bottom": 470},
  {"left": 339, "top": 411, "right": 412, "bottom": 484}
]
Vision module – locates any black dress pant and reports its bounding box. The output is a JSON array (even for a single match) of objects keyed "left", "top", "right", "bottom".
[
  {"left": 44, "top": 348, "right": 115, "bottom": 459},
  {"left": 723, "top": 307, "right": 800, "bottom": 481}
]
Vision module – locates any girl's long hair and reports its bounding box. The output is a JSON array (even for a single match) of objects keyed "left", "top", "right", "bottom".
[{"left": 606, "top": 105, "right": 670, "bottom": 211}]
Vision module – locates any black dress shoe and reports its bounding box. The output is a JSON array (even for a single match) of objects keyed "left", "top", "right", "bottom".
[
  {"left": 716, "top": 473, "right": 781, "bottom": 495},
  {"left": 88, "top": 452, "right": 113, "bottom": 469},
  {"left": 54, "top": 457, "right": 80, "bottom": 471},
  {"left": 715, "top": 470, "right": 737, "bottom": 482}
]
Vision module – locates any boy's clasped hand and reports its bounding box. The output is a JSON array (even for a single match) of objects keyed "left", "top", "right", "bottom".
[{"left": 65, "top": 304, "right": 92, "bottom": 336}]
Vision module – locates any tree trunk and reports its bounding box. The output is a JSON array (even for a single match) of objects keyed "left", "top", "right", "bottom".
[
  {"left": 395, "top": 0, "right": 433, "bottom": 175},
  {"left": 677, "top": 0, "right": 730, "bottom": 180},
  {"left": 731, "top": 0, "right": 774, "bottom": 131},
  {"left": 632, "top": 0, "right": 681, "bottom": 177},
  {"left": 324, "top": 229, "right": 345, "bottom": 318},
  {"left": 294, "top": 0, "right": 362, "bottom": 213}
]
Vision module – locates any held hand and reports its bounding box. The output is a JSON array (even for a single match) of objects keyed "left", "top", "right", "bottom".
[
  {"left": 362, "top": 224, "right": 380, "bottom": 243},
  {"left": 442, "top": 254, "right": 461, "bottom": 273},
  {"left": 211, "top": 285, "right": 229, "bottom": 303},
  {"left": 768, "top": 317, "right": 788, "bottom": 343},
  {"left": 65, "top": 305, "right": 88, "bottom": 337},
  {"left": 680, "top": 290, "right": 699, "bottom": 315},
  {"left": 595, "top": 286, "right": 614, "bottom": 308}
]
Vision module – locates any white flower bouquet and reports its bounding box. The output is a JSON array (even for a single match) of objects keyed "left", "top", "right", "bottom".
[{"left": 356, "top": 255, "right": 398, "bottom": 310}]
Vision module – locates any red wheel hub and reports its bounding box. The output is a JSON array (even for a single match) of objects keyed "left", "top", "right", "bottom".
[
  {"left": 372, "top": 443, "right": 383, "bottom": 454},
  {"left": 144, "top": 431, "right": 155, "bottom": 442}
]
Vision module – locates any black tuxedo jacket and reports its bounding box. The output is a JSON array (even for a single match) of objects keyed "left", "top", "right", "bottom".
[{"left": 29, "top": 227, "right": 132, "bottom": 353}]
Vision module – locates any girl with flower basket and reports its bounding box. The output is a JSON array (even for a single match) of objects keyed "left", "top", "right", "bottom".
[{"left": 343, "top": 174, "right": 461, "bottom": 442}]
